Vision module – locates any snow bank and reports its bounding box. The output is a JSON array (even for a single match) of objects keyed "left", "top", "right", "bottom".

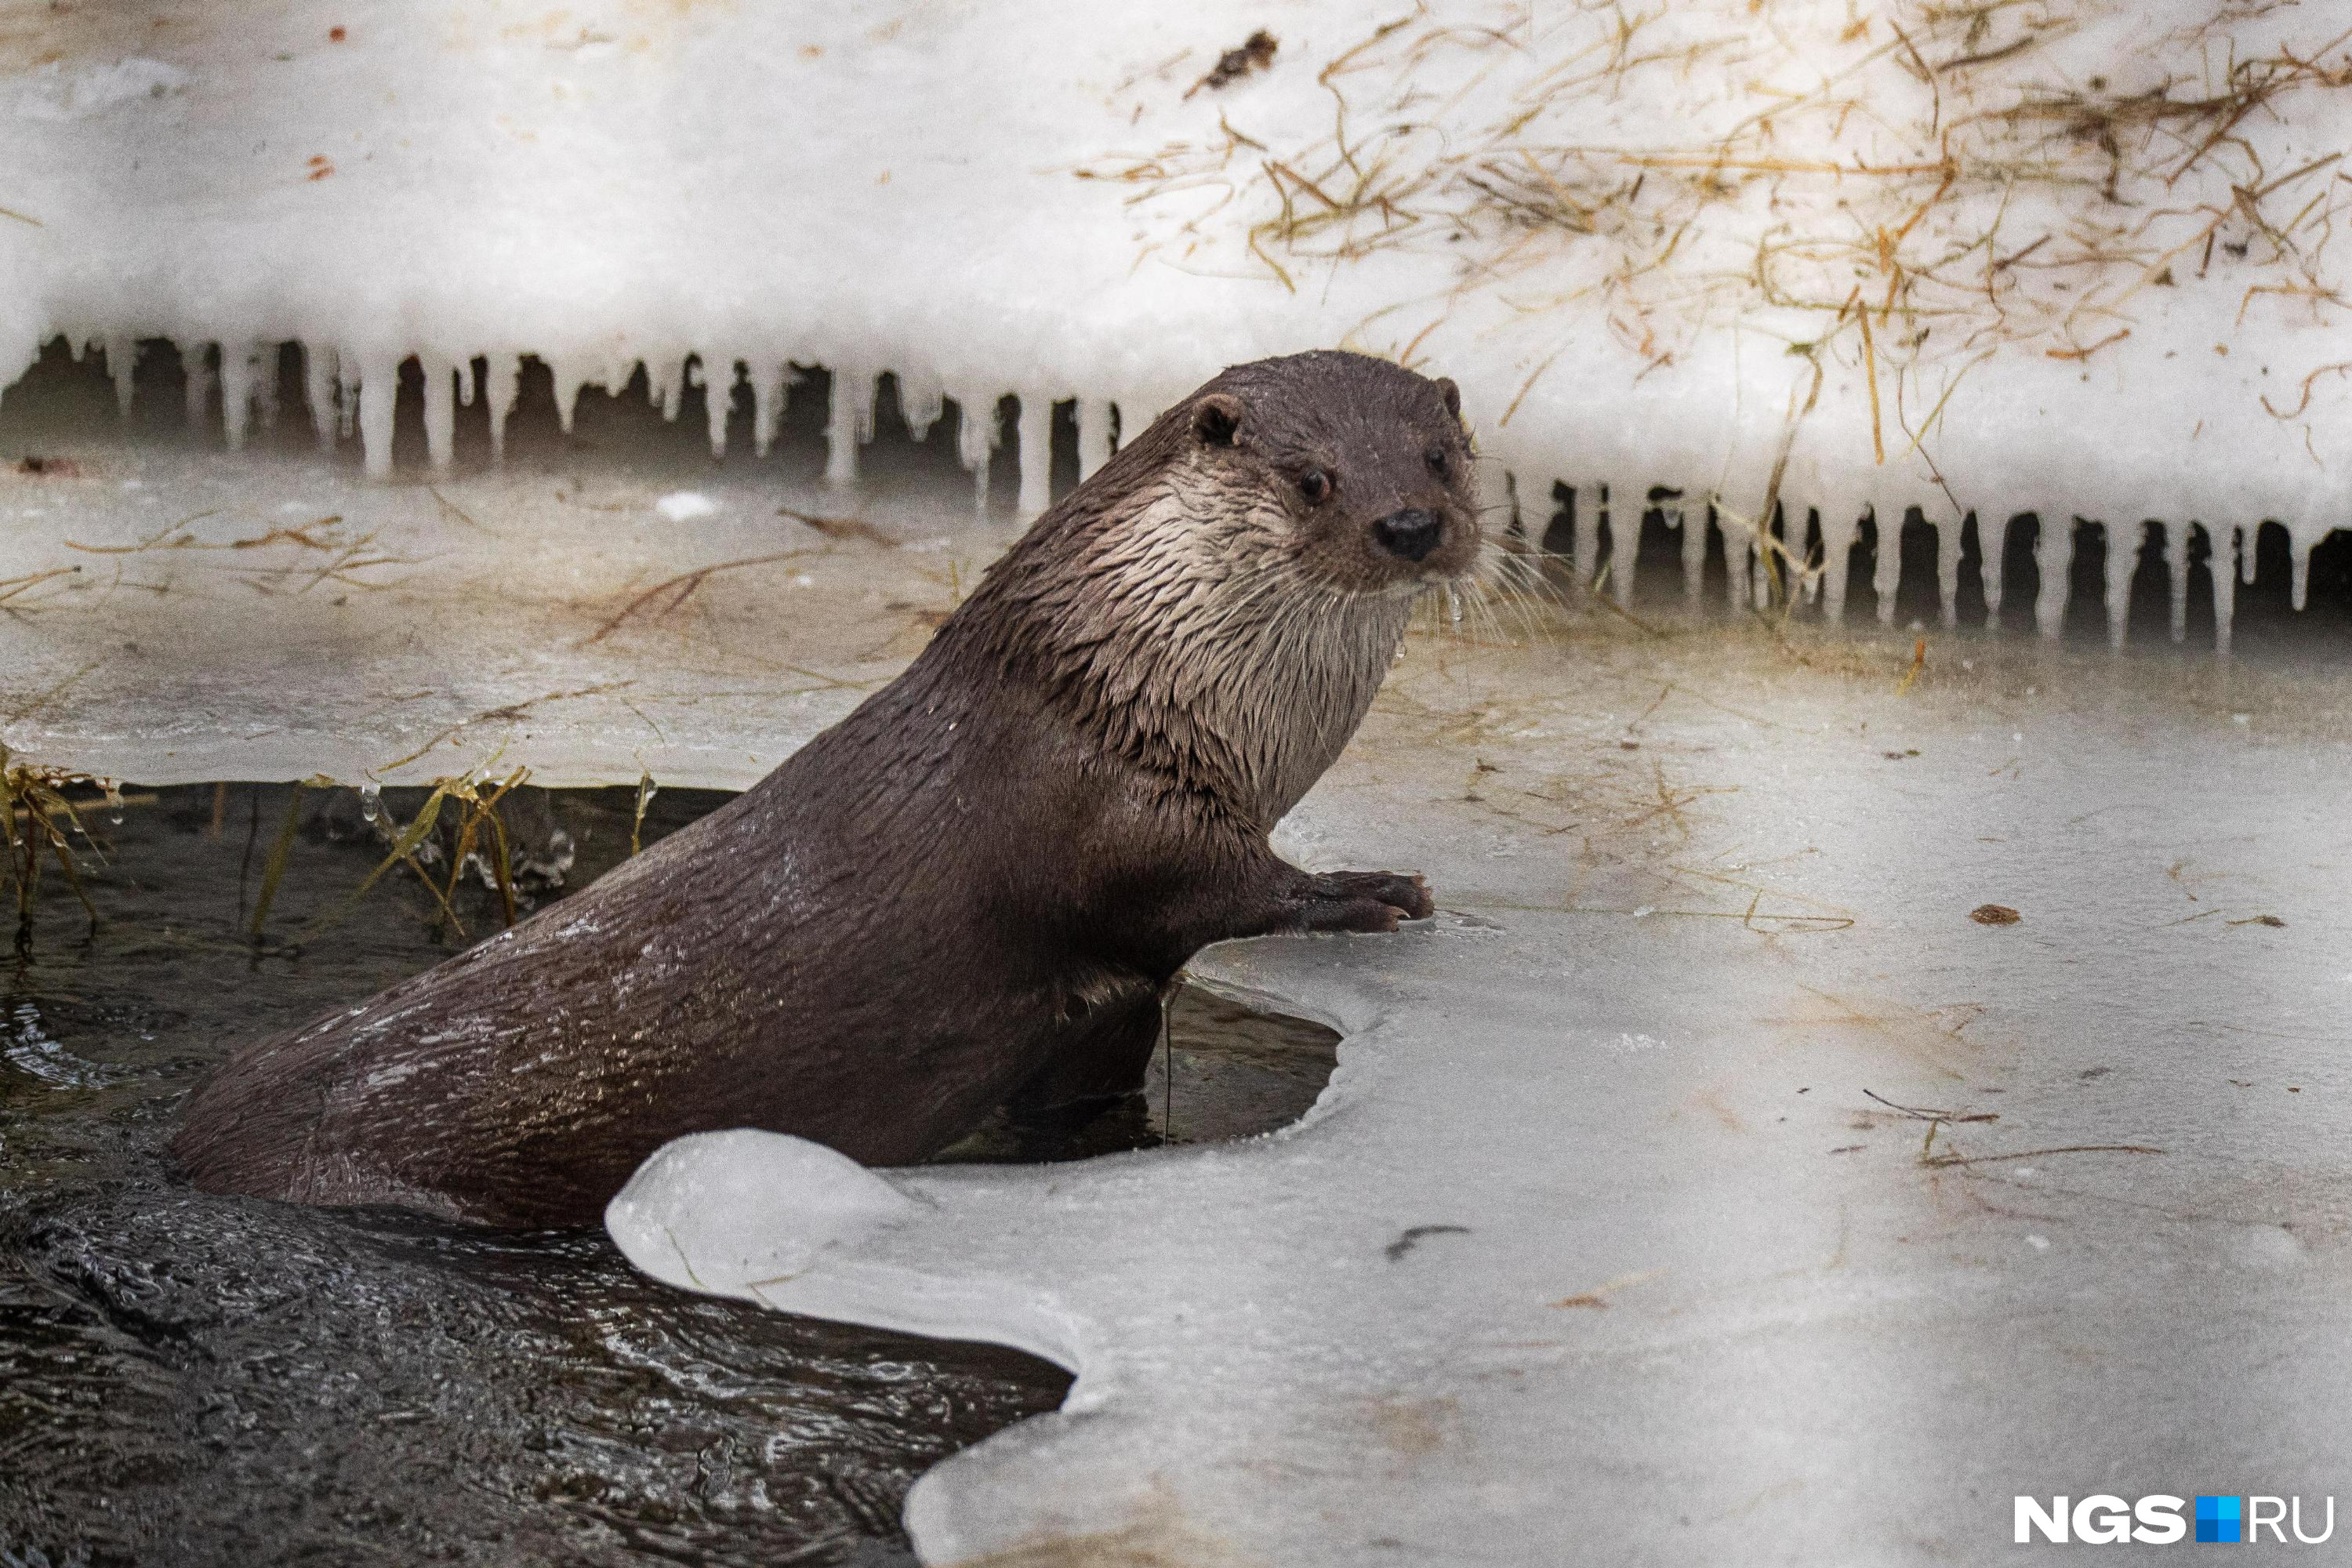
[{"left": 4, "top": 1, "right": 2348, "bottom": 647}]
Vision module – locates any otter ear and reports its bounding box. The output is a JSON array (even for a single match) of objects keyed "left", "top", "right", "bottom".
[
  {"left": 1192, "top": 392, "right": 1243, "bottom": 448},
  {"left": 1434, "top": 376, "right": 1462, "bottom": 422}
]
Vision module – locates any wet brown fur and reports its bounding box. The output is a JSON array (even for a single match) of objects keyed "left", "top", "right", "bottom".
[{"left": 173, "top": 351, "right": 1482, "bottom": 1228}]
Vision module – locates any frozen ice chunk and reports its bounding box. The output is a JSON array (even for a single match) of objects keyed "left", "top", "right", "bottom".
[
  {"left": 608, "top": 1129, "right": 917, "bottom": 1294},
  {"left": 653, "top": 491, "right": 719, "bottom": 523}
]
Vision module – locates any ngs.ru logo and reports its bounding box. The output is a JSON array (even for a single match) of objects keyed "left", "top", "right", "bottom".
[{"left": 2015, "top": 1495, "right": 2335, "bottom": 1544}]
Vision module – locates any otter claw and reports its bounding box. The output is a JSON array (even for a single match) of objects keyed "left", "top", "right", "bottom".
[{"left": 1310, "top": 870, "right": 1435, "bottom": 924}]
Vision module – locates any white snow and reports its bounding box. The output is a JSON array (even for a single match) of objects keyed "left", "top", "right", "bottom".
[
  {"left": 8, "top": 56, "right": 190, "bottom": 122},
  {"left": 2, "top": 1, "right": 2348, "bottom": 644}
]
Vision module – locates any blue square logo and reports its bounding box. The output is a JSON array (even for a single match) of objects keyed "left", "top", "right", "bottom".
[{"left": 2196, "top": 1495, "right": 2242, "bottom": 1544}]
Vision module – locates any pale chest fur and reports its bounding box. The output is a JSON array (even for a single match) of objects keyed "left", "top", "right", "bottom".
[{"left": 1057, "top": 481, "right": 1417, "bottom": 829}]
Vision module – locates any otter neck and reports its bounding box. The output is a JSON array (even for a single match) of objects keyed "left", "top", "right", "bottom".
[{"left": 958, "top": 477, "right": 1417, "bottom": 829}]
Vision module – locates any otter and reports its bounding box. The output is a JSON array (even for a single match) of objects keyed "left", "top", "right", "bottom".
[{"left": 174, "top": 350, "right": 1483, "bottom": 1228}]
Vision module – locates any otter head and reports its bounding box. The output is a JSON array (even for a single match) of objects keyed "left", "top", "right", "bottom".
[
  {"left": 947, "top": 350, "right": 1486, "bottom": 822},
  {"left": 1181, "top": 350, "right": 1482, "bottom": 599}
]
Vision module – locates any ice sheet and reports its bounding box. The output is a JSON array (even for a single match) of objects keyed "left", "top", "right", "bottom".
[
  {"left": 0, "top": 447, "right": 1007, "bottom": 788},
  {"left": 612, "top": 631, "right": 2352, "bottom": 1564}
]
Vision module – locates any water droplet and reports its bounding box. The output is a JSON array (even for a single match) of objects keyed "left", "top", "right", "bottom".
[
  {"left": 103, "top": 780, "right": 125, "bottom": 825},
  {"left": 358, "top": 782, "right": 382, "bottom": 823}
]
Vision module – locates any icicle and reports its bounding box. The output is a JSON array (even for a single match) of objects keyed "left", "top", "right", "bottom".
[
  {"left": 1604, "top": 481, "right": 1638, "bottom": 607},
  {"left": 1870, "top": 499, "right": 1901, "bottom": 626},
  {"left": 358, "top": 352, "right": 398, "bottom": 480},
  {"left": 896, "top": 371, "right": 946, "bottom": 443},
  {"left": 752, "top": 364, "right": 790, "bottom": 458},
  {"left": 252, "top": 343, "right": 280, "bottom": 432},
  {"left": 826, "top": 368, "right": 872, "bottom": 488},
  {"left": 421, "top": 355, "right": 456, "bottom": 472},
  {"left": 1936, "top": 515, "right": 1962, "bottom": 629},
  {"left": 1077, "top": 397, "right": 1115, "bottom": 481},
  {"left": 2103, "top": 518, "right": 2138, "bottom": 650},
  {"left": 1568, "top": 485, "right": 1597, "bottom": 593},
  {"left": 216, "top": 343, "right": 256, "bottom": 451},
  {"left": 104, "top": 335, "right": 136, "bottom": 420},
  {"left": 2290, "top": 527, "right": 2311, "bottom": 612},
  {"left": 1015, "top": 393, "right": 1054, "bottom": 517},
  {"left": 551, "top": 361, "right": 586, "bottom": 436},
  {"left": 2209, "top": 524, "right": 2237, "bottom": 656},
  {"left": 1713, "top": 505, "right": 1748, "bottom": 612},
  {"left": 953, "top": 388, "right": 999, "bottom": 514},
  {"left": 1818, "top": 501, "right": 1860, "bottom": 624},
  {"left": 182, "top": 340, "right": 214, "bottom": 438},
  {"left": 335, "top": 353, "right": 361, "bottom": 441},
  {"left": 1983, "top": 514, "right": 2011, "bottom": 621},
  {"left": 705, "top": 355, "right": 738, "bottom": 459},
  {"left": 2164, "top": 520, "right": 2190, "bottom": 643},
  {"left": 486, "top": 354, "right": 520, "bottom": 464},
  {"left": 2032, "top": 510, "right": 2071, "bottom": 640},
  {"left": 2240, "top": 521, "right": 2259, "bottom": 585},
  {"left": 1806, "top": 505, "right": 1844, "bottom": 620},
  {"left": 457, "top": 361, "right": 476, "bottom": 408}
]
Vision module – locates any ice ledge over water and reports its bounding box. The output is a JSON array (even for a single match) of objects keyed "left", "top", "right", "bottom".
[{"left": 612, "top": 1131, "right": 1094, "bottom": 1373}]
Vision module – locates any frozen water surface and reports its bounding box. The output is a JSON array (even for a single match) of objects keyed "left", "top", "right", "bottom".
[
  {"left": 4, "top": 423, "right": 2352, "bottom": 1561},
  {"left": 609, "top": 625, "right": 2352, "bottom": 1564}
]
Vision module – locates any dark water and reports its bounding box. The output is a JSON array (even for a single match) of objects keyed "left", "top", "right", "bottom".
[{"left": 0, "top": 784, "right": 1338, "bottom": 1567}]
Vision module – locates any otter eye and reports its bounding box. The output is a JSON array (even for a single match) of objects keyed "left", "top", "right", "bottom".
[
  {"left": 1298, "top": 467, "right": 1333, "bottom": 505},
  {"left": 1425, "top": 447, "right": 1450, "bottom": 479}
]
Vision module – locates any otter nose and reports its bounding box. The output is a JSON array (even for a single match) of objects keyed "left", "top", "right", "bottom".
[{"left": 1373, "top": 508, "right": 1443, "bottom": 563}]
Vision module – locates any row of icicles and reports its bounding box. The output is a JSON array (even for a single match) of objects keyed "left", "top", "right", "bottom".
[
  {"left": 1557, "top": 488, "right": 2291, "bottom": 656},
  {"left": 64, "top": 336, "right": 2324, "bottom": 656},
  {"left": 75, "top": 336, "right": 1110, "bottom": 519}
]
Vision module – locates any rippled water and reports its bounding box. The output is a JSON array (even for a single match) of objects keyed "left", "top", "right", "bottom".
[{"left": 0, "top": 783, "right": 1337, "bottom": 1566}]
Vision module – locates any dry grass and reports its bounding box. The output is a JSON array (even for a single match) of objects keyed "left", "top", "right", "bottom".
[
  {"left": 582, "top": 547, "right": 826, "bottom": 644},
  {"left": 288, "top": 766, "right": 533, "bottom": 944},
  {"left": 1083, "top": 2, "right": 2352, "bottom": 476},
  {"left": 64, "top": 512, "right": 414, "bottom": 596},
  {"left": 0, "top": 746, "right": 110, "bottom": 938}
]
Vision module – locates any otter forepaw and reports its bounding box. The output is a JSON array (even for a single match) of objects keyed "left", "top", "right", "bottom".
[
  {"left": 1317, "top": 870, "right": 1434, "bottom": 920},
  {"left": 1292, "top": 870, "right": 1434, "bottom": 932}
]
